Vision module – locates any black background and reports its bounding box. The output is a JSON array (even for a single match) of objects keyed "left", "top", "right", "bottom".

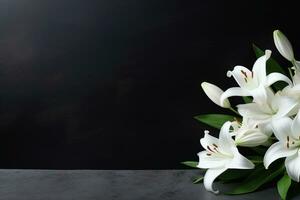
[{"left": 0, "top": 0, "right": 299, "bottom": 169}]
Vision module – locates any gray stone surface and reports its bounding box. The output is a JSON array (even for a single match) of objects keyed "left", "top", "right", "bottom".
[{"left": 0, "top": 169, "right": 297, "bottom": 200}]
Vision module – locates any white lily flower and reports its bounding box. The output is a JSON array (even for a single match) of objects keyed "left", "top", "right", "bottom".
[
  {"left": 264, "top": 112, "right": 300, "bottom": 182},
  {"left": 231, "top": 118, "right": 269, "bottom": 147},
  {"left": 197, "top": 122, "right": 254, "bottom": 193},
  {"left": 273, "top": 30, "right": 295, "bottom": 61},
  {"left": 221, "top": 50, "right": 292, "bottom": 105},
  {"left": 281, "top": 83, "right": 300, "bottom": 104},
  {"left": 278, "top": 71, "right": 300, "bottom": 112},
  {"left": 201, "top": 82, "right": 231, "bottom": 108},
  {"left": 237, "top": 90, "right": 298, "bottom": 129},
  {"left": 281, "top": 64, "right": 300, "bottom": 103}
]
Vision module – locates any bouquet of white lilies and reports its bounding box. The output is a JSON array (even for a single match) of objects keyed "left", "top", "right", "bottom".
[{"left": 183, "top": 30, "right": 300, "bottom": 200}]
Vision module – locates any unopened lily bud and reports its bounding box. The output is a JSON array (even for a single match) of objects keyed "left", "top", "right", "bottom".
[
  {"left": 273, "top": 30, "right": 294, "bottom": 61},
  {"left": 235, "top": 129, "right": 269, "bottom": 147},
  {"left": 201, "top": 82, "right": 231, "bottom": 108}
]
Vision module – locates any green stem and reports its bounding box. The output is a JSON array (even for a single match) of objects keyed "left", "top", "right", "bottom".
[
  {"left": 291, "top": 59, "right": 296, "bottom": 66},
  {"left": 251, "top": 160, "right": 263, "bottom": 164},
  {"left": 288, "top": 67, "right": 293, "bottom": 79},
  {"left": 229, "top": 107, "right": 240, "bottom": 115}
]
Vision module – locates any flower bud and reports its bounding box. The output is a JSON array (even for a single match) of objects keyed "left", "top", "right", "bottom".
[
  {"left": 201, "top": 82, "right": 230, "bottom": 108},
  {"left": 235, "top": 129, "right": 269, "bottom": 147},
  {"left": 273, "top": 30, "right": 294, "bottom": 61}
]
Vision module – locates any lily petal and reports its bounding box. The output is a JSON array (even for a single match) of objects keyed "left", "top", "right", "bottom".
[
  {"left": 291, "top": 110, "right": 300, "bottom": 139},
  {"left": 237, "top": 103, "right": 271, "bottom": 120},
  {"left": 221, "top": 87, "right": 250, "bottom": 107},
  {"left": 271, "top": 117, "right": 293, "bottom": 141},
  {"left": 201, "top": 82, "right": 231, "bottom": 108},
  {"left": 284, "top": 83, "right": 300, "bottom": 94},
  {"left": 197, "top": 151, "right": 227, "bottom": 169},
  {"left": 249, "top": 85, "right": 267, "bottom": 104},
  {"left": 266, "top": 72, "right": 292, "bottom": 87},
  {"left": 235, "top": 130, "right": 269, "bottom": 147},
  {"left": 258, "top": 122, "right": 273, "bottom": 137},
  {"left": 273, "top": 30, "right": 294, "bottom": 61},
  {"left": 218, "top": 121, "right": 235, "bottom": 154},
  {"left": 203, "top": 168, "right": 227, "bottom": 194},
  {"left": 227, "top": 66, "right": 253, "bottom": 88},
  {"left": 226, "top": 151, "right": 254, "bottom": 169},
  {"left": 294, "top": 61, "right": 300, "bottom": 70},
  {"left": 285, "top": 152, "right": 300, "bottom": 182},
  {"left": 274, "top": 96, "right": 298, "bottom": 119},
  {"left": 200, "top": 131, "right": 219, "bottom": 151},
  {"left": 264, "top": 142, "right": 297, "bottom": 169},
  {"left": 252, "top": 50, "right": 271, "bottom": 83}
]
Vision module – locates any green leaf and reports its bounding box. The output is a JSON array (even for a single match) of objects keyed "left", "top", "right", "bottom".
[
  {"left": 193, "top": 176, "right": 204, "bottom": 184},
  {"left": 250, "top": 146, "right": 268, "bottom": 155},
  {"left": 252, "top": 44, "right": 286, "bottom": 75},
  {"left": 181, "top": 161, "right": 198, "bottom": 168},
  {"left": 194, "top": 114, "right": 236, "bottom": 129},
  {"left": 247, "top": 155, "right": 263, "bottom": 164},
  {"left": 277, "top": 174, "right": 291, "bottom": 200},
  {"left": 243, "top": 96, "right": 252, "bottom": 104},
  {"left": 227, "top": 164, "right": 284, "bottom": 195},
  {"left": 253, "top": 43, "right": 264, "bottom": 58},
  {"left": 252, "top": 44, "right": 287, "bottom": 91},
  {"left": 218, "top": 169, "right": 251, "bottom": 183},
  {"left": 287, "top": 181, "right": 300, "bottom": 199}
]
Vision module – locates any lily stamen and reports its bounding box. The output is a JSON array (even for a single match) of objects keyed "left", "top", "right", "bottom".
[
  {"left": 241, "top": 70, "right": 248, "bottom": 78},
  {"left": 207, "top": 146, "right": 215, "bottom": 153}
]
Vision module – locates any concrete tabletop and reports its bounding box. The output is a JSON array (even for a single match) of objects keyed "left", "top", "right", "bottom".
[{"left": 0, "top": 169, "right": 297, "bottom": 200}]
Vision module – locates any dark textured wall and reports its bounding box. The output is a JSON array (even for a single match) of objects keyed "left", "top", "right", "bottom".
[{"left": 0, "top": 0, "right": 298, "bottom": 169}]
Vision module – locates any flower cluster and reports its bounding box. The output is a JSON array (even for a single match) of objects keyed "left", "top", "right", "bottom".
[{"left": 194, "top": 30, "right": 300, "bottom": 197}]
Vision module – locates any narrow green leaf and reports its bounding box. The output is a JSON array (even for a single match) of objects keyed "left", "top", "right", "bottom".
[
  {"left": 243, "top": 96, "right": 252, "bottom": 104},
  {"left": 194, "top": 114, "right": 236, "bottom": 129},
  {"left": 252, "top": 44, "right": 286, "bottom": 74},
  {"left": 253, "top": 44, "right": 264, "bottom": 58},
  {"left": 250, "top": 146, "right": 268, "bottom": 155},
  {"left": 247, "top": 155, "right": 263, "bottom": 164},
  {"left": 226, "top": 164, "right": 284, "bottom": 195},
  {"left": 277, "top": 174, "right": 291, "bottom": 200},
  {"left": 252, "top": 44, "right": 287, "bottom": 91},
  {"left": 181, "top": 161, "right": 198, "bottom": 168},
  {"left": 193, "top": 176, "right": 204, "bottom": 184},
  {"left": 218, "top": 169, "right": 251, "bottom": 183}
]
